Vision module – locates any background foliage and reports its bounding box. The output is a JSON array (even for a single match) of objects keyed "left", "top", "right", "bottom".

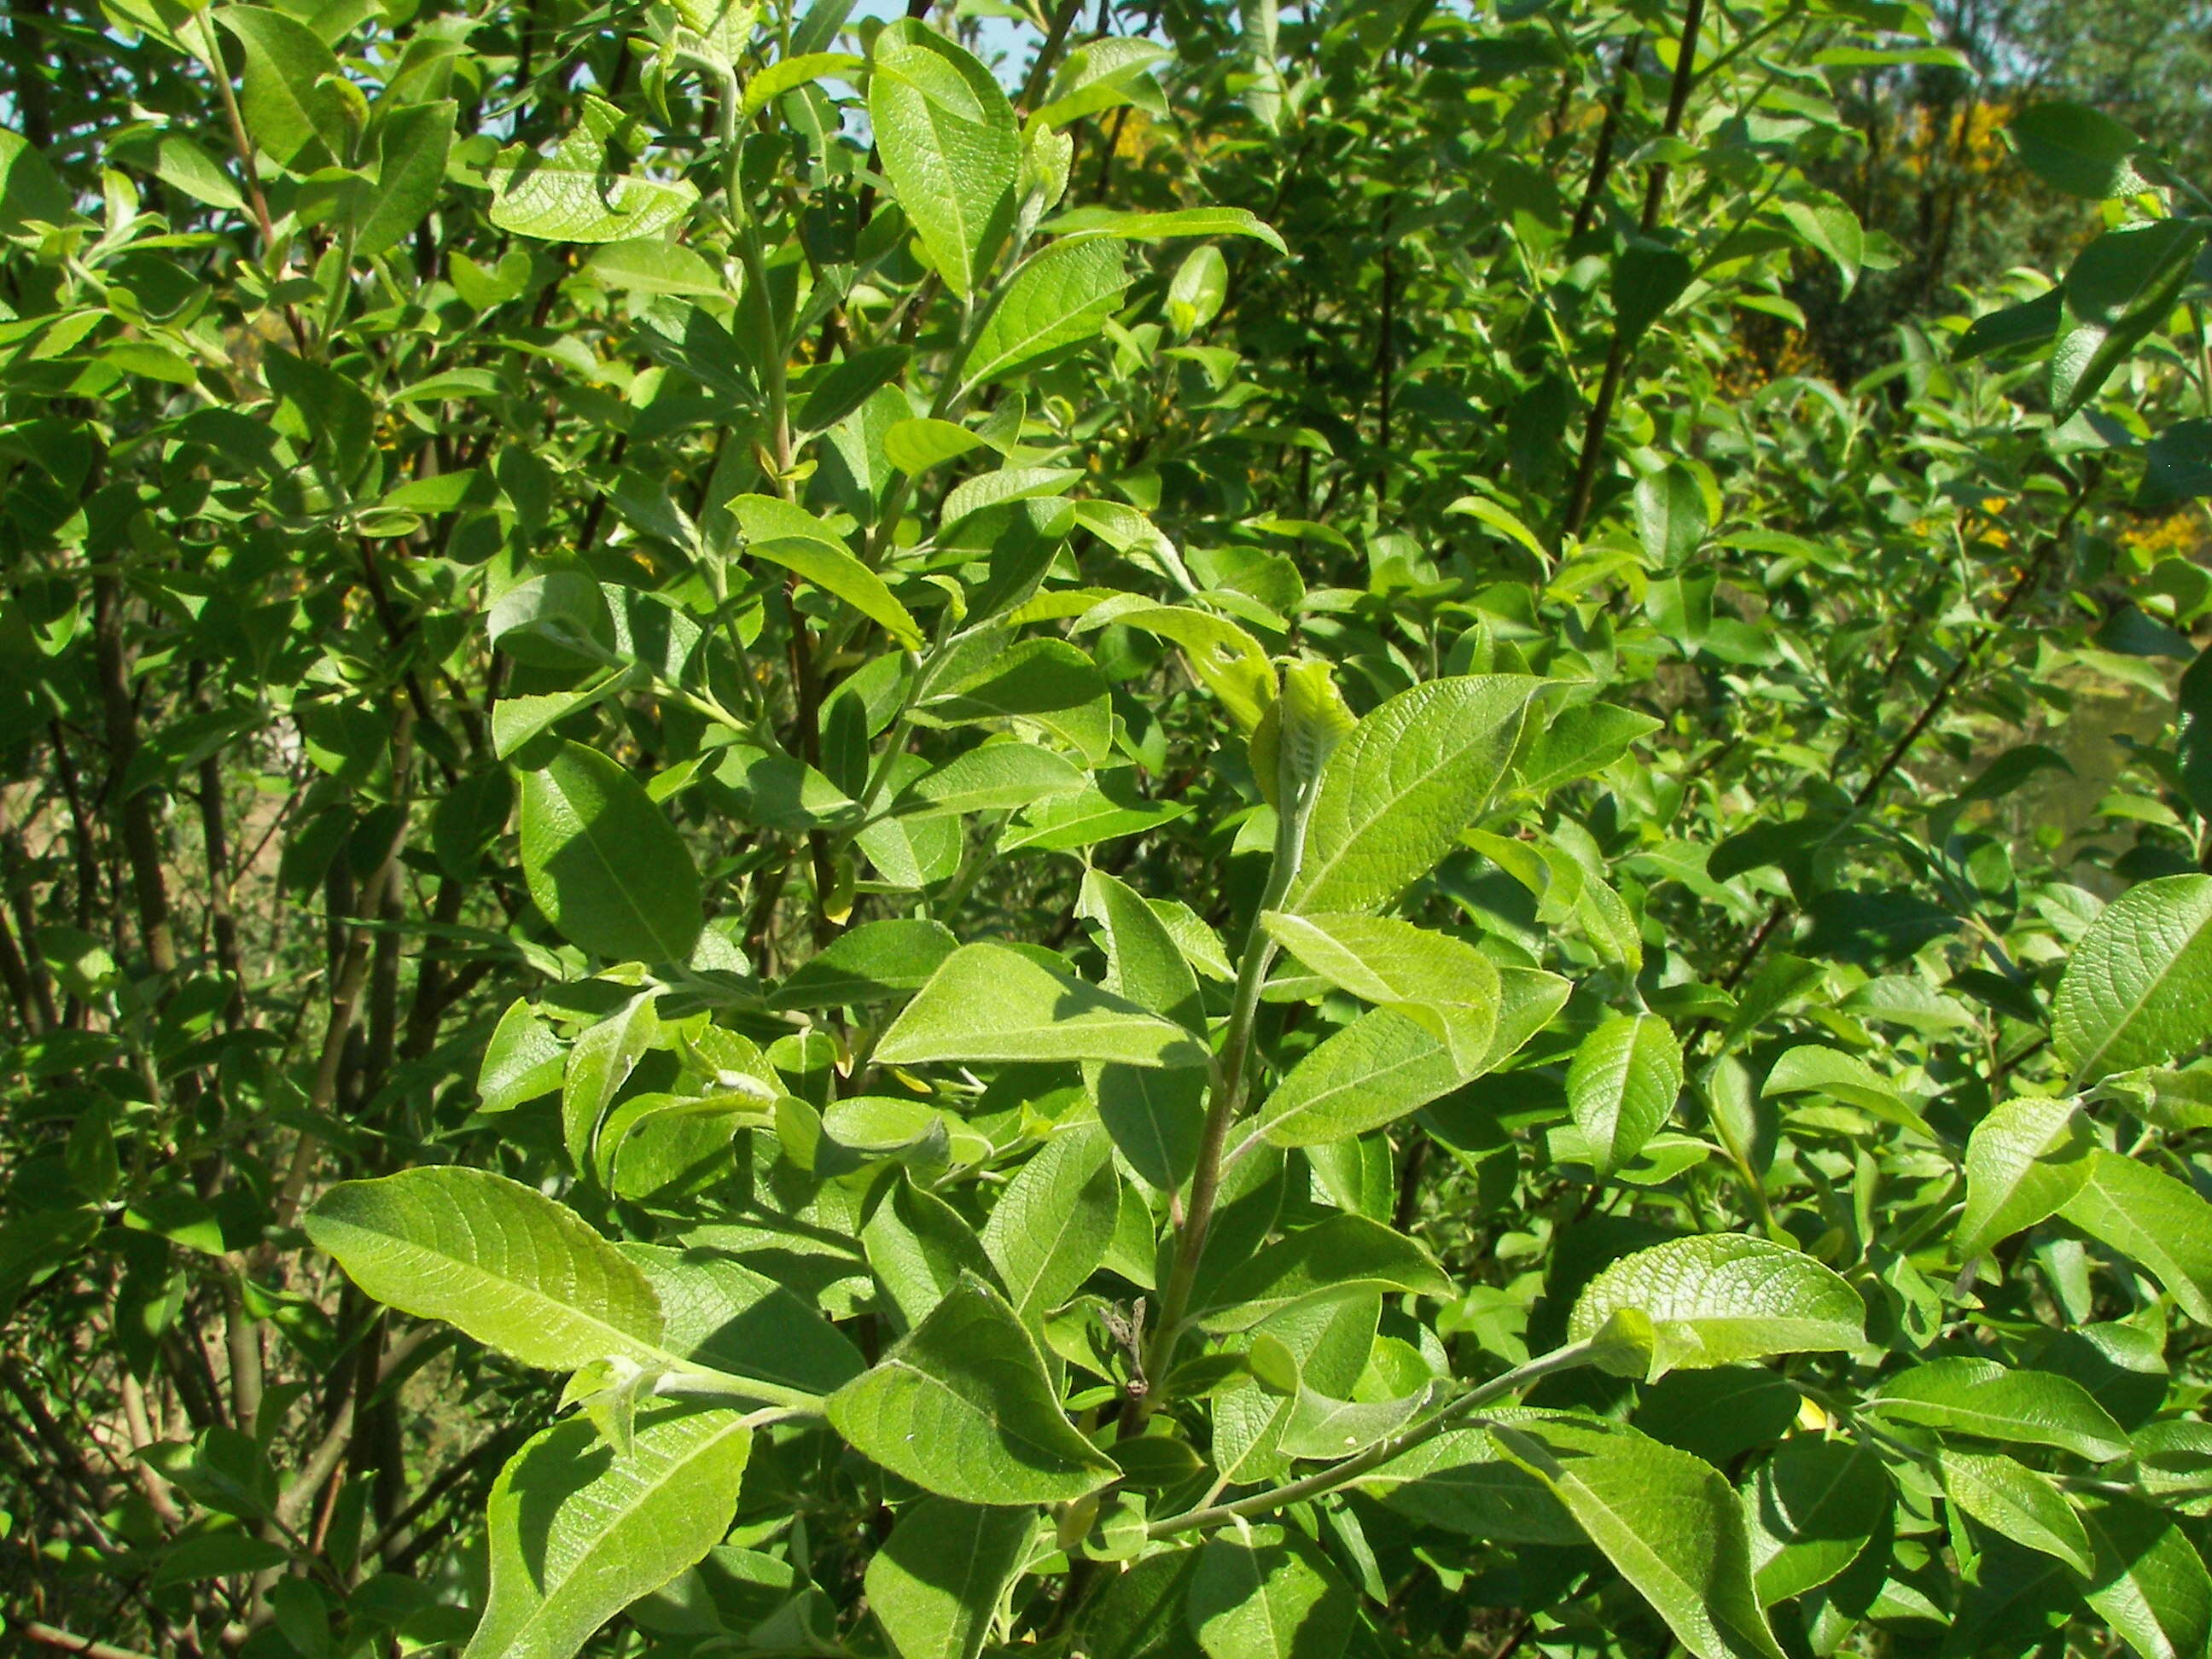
[{"left": 6, "top": 0, "right": 2212, "bottom": 1656}]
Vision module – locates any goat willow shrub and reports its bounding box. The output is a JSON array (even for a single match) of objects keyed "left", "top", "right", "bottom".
[{"left": 9, "top": 0, "right": 2212, "bottom": 1653}]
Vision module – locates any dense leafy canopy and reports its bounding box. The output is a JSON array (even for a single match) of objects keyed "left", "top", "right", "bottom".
[{"left": 5, "top": 0, "right": 2212, "bottom": 1656}]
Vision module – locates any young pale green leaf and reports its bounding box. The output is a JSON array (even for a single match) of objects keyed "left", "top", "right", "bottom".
[
  {"left": 1513, "top": 701, "right": 1660, "bottom": 794},
  {"left": 868, "top": 20, "right": 1017, "bottom": 298},
  {"left": 1746, "top": 1439, "right": 1890, "bottom": 1605},
  {"left": 1185, "top": 1527, "right": 1357, "bottom": 1659},
  {"left": 488, "top": 96, "right": 699, "bottom": 242},
  {"left": 2052, "top": 875, "right": 2212, "bottom": 1084},
  {"left": 463, "top": 1406, "right": 753, "bottom": 1659},
  {"left": 742, "top": 50, "right": 865, "bottom": 119},
  {"left": 1167, "top": 243, "right": 1229, "bottom": 337},
  {"left": 2083, "top": 1498, "right": 2212, "bottom": 1659},
  {"left": 1566, "top": 1235, "right": 1864, "bottom": 1379},
  {"left": 520, "top": 742, "right": 703, "bottom": 964},
  {"left": 1761, "top": 1045, "right": 1931, "bottom": 1136},
  {"left": 2058, "top": 1149, "right": 2212, "bottom": 1324},
  {"left": 876, "top": 943, "right": 1211, "bottom": 1069},
  {"left": 1566, "top": 1013, "right": 1683, "bottom": 1178},
  {"left": 1866, "top": 1358, "right": 2128, "bottom": 1461},
  {"left": 1287, "top": 676, "right": 1545, "bottom": 915},
  {"left": 1196, "top": 1215, "right": 1452, "bottom": 1331},
  {"left": 1958, "top": 1097, "right": 2095, "bottom": 1258},
  {"left": 1044, "top": 207, "right": 1286, "bottom": 253},
  {"left": 824, "top": 1272, "right": 1119, "bottom": 1504},
  {"left": 584, "top": 238, "right": 725, "bottom": 299},
  {"left": 866, "top": 1497, "right": 1035, "bottom": 1659},
  {"left": 729, "top": 494, "right": 923, "bottom": 647},
  {"left": 1939, "top": 1448, "right": 2093, "bottom": 1575},
  {"left": 562, "top": 991, "right": 659, "bottom": 1169},
  {"left": 1492, "top": 1418, "right": 1786, "bottom": 1659},
  {"left": 962, "top": 237, "right": 1131, "bottom": 390},
  {"left": 215, "top": 7, "right": 349, "bottom": 172},
  {"left": 1261, "top": 912, "right": 1499, "bottom": 1064},
  {"left": 1074, "top": 597, "right": 1276, "bottom": 731},
  {"left": 981, "top": 1121, "right": 1119, "bottom": 1321}
]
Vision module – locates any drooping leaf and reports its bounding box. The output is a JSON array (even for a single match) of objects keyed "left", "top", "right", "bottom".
[
  {"left": 1492, "top": 1418, "right": 1786, "bottom": 1659},
  {"left": 981, "top": 1120, "right": 1119, "bottom": 1321},
  {"left": 865, "top": 1497, "right": 1036, "bottom": 1659},
  {"left": 1185, "top": 1526, "right": 1357, "bottom": 1659},
  {"left": 1746, "top": 1439, "right": 1890, "bottom": 1605},
  {"left": 963, "top": 237, "right": 1131, "bottom": 389},
  {"left": 1939, "top": 1448, "right": 2093, "bottom": 1575},
  {"left": 1196, "top": 1215, "right": 1452, "bottom": 1330},
  {"left": 2082, "top": 1498, "right": 2212, "bottom": 1659},
  {"left": 2058, "top": 1149, "right": 2212, "bottom": 1324}
]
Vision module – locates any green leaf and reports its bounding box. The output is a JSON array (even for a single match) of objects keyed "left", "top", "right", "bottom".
[
  {"left": 1364, "top": 1423, "right": 1581, "bottom": 1542},
  {"left": 771, "top": 918, "right": 958, "bottom": 1009},
  {"left": 963, "top": 237, "right": 1131, "bottom": 390},
  {"left": 1086, "top": 870, "right": 1204, "bottom": 1030},
  {"left": 2058, "top": 1149, "right": 2212, "bottom": 1325},
  {"left": 478, "top": 998, "right": 566, "bottom": 1113},
  {"left": 1747, "top": 1439, "right": 1890, "bottom": 1604},
  {"left": 1761, "top": 1045, "right": 1931, "bottom": 1136},
  {"left": 489, "top": 96, "right": 699, "bottom": 243},
  {"left": 355, "top": 100, "right": 454, "bottom": 259},
  {"left": 216, "top": 7, "right": 348, "bottom": 172},
  {"left": 2083, "top": 1498, "right": 2212, "bottom": 1659},
  {"left": 2009, "top": 102, "right": 2155, "bottom": 199},
  {"left": 1167, "top": 243, "right": 1229, "bottom": 337},
  {"left": 1866, "top": 1358, "right": 2128, "bottom": 1461},
  {"left": 865, "top": 1497, "right": 1036, "bottom": 1659},
  {"left": 1078, "top": 1547, "right": 1205, "bottom": 1659},
  {"left": 981, "top": 1121, "right": 1119, "bottom": 1321},
  {"left": 0, "top": 128, "right": 75, "bottom": 231},
  {"left": 1196, "top": 1215, "right": 1452, "bottom": 1331},
  {"left": 2052, "top": 875, "right": 2212, "bottom": 1084},
  {"left": 1566, "top": 1013, "right": 1684, "bottom": 1178},
  {"left": 864, "top": 1173, "right": 1001, "bottom": 1330},
  {"left": 1514, "top": 701, "right": 1660, "bottom": 794},
  {"left": 623, "top": 1245, "right": 864, "bottom": 1398},
  {"left": 1045, "top": 206, "right": 1286, "bottom": 253},
  {"left": 300, "top": 1167, "right": 842, "bottom": 1400},
  {"left": 2052, "top": 221, "right": 2204, "bottom": 418},
  {"left": 585, "top": 238, "right": 726, "bottom": 298},
  {"left": 869, "top": 19, "right": 1017, "bottom": 298},
  {"left": 876, "top": 943, "right": 1212, "bottom": 1069},
  {"left": 463, "top": 1406, "right": 753, "bottom": 1659},
  {"left": 898, "top": 742, "right": 1088, "bottom": 817},
  {"left": 1287, "top": 676, "right": 1545, "bottom": 915},
  {"left": 884, "top": 416, "right": 987, "bottom": 474},
  {"left": 1253, "top": 1010, "right": 1470, "bottom": 1149},
  {"left": 729, "top": 494, "right": 923, "bottom": 647},
  {"left": 137, "top": 134, "right": 246, "bottom": 213},
  {"left": 1633, "top": 466, "right": 1708, "bottom": 566},
  {"left": 824, "top": 1272, "right": 1119, "bottom": 1505},
  {"left": 1958, "top": 1097, "right": 2095, "bottom": 1258},
  {"left": 742, "top": 50, "right": 864, "bottom": 119},
  {"left": 520, "top": 742, "right": 703, "bottom": 964},
  {"left": 1778, "top": 197, "right": 1864, "bottom": 294},
  {"left": 1492, "top": 1418, "right": 1785, "bottom": 1659},
  {"left": 1261, "top": 912, "right": 1499, "bottom": 1064},
  {"left": 1185, "top": 1527, "right": 1356, "bottom": 1659},
  {"left": 1566, "top": 1235, "right": 1864, "bottom": 1379},
  {"left": 1613, "top": 239, "right": 1694, "bottom": 346},
  {"left": 1939, "top": 1448, "right": 2093, "bottom": 1575}
]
